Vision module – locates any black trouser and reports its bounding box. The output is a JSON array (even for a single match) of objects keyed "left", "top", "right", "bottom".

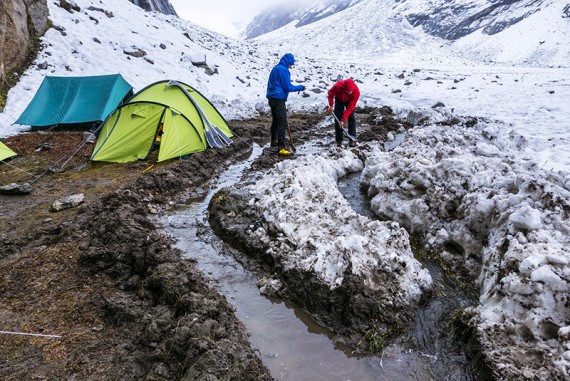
[
  {"left": 334, "top": 97, "right": 356, "bottom": 144},
  {"left": 268, "top": 97, "right": 287, "bottom": 147}
]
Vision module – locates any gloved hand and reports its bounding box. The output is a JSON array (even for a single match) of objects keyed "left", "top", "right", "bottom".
[
  {"left": 327, "top": 106, "right": 333, "bottom": 113},
  {"left": 301, "top": 85, "right": 306, "bottom": 91}
]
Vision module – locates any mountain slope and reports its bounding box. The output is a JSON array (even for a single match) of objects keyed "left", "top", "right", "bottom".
[
  {"left": 243, "top": 0, "right": 362, "bottom": 39},
  {"left": 0, "top": 0, "right": 270, "bottom": 137},
  {"left": 254, "top": 0, "right": 570, "bottom": 68},
  {"left": 254, "top": 0, "right": 445, "bottom": 65}
]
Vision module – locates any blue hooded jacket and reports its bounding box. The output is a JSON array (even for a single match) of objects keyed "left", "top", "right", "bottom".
[{"left": 266, "top": 53, "right": 304, "bottom": 101}]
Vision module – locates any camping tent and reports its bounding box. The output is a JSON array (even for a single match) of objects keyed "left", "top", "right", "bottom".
[
  {"left": 0, "top": 141, "right": 17, "bottom": 161},
  {"left": 91, "top": 80, "right": 233, "bottom": 163},
  {"left": 15, "top": 74, "right": 133, "bottom": 130}
]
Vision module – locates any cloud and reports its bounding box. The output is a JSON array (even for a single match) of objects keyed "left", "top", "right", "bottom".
[{"left": 169, "top": 0, "right": 319, "bottom": 36}]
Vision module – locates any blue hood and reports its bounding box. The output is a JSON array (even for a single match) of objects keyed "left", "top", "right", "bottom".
[{"left": 279, "top": 53, "right": 295, "bottom": 67}]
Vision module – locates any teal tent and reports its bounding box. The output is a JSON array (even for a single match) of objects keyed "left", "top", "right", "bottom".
[{"left": 15, "top": 74, "right": 133, "bottom": 130}]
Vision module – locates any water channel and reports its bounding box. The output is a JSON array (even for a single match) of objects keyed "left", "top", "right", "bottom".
[{"left": 162, "top": 142, "right": 478, "bottom": 381}]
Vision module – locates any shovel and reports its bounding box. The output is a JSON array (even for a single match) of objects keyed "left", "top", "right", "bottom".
[{"left": 331, "top": 112, "right": 357, "bottom": 142}]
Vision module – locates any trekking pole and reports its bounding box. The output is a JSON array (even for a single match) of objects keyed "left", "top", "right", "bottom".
[
  {"left": 286, "top": 121, "right": 296, "bottom": 152},
  {"left": 0, "top": 330, "right": 61, "bottom": 339}
]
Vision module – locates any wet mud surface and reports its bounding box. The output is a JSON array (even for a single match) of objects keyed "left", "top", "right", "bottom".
[{"left": 0, "top": 122, "right": 273, "bottom": 380}]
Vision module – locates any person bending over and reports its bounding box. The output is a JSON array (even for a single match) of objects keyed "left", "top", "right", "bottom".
[{"left": 327, "top": 78, "right": 360, "bottom": 147}]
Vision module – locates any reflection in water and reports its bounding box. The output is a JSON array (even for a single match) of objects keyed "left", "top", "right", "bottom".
[{"left": 163, "top": 142, "right": 475, "bottom": 381}]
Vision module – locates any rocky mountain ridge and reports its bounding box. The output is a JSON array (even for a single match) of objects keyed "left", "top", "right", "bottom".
[
  {"left": 129, "top": 0, "right": 176, "bottom": 16},
  {"left": 245, "top": 0, "right": 567, "bottom": 44},
  {"left": 244, "top": 0, "right": 362, "bottom": 39},
  {"left": 253, "top": 0, "right": 568, "bottom": 68},
  {"left": 401, "top": 0, "right": 553, "bottom": 40}
]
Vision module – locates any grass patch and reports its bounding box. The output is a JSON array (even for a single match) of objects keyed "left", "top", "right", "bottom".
[
  {"left": 410, "top": 233, "right": 479, "bottom": 297},
  {"left": 357, "top": 322, "right": 407, "bottom": 354}
]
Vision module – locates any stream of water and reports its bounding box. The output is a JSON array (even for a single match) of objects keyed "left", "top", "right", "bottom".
[{"left": 162, "top": 143, "right": 477, "bottom": 381}]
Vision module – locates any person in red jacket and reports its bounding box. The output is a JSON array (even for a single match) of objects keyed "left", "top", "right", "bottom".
[{"left": 327, "top": 78, "right": 360, "bottom": 147}]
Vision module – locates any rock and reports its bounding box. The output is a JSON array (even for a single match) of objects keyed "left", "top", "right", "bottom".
[
  {"left": 123, "top": 48, "right": 147, "bottom": 58},
  {"left": 50, "top": 193, "right": 85, "bottom": 212},
  {"left": 59, "top": 0, "right": 80, "bottom": 12},
  {"left": 0, "top": 182, "right": 33, "bottom": 195},
  {"left": 35, "top": 143, "right": 52, "bottom": 152},
  {"left": 37, "top": 61, "right": 48, "bottom": 70},
  {"left": 83, "top": 132, "right": 96, "bottom": 143},
  {"left": 257, "top": 277, "right": 282, "bottom": 296},
  {"left": 0, "top": 0, "right": 49, "bottom": 84}
]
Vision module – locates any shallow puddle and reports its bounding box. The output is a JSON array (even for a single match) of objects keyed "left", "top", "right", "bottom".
[{"left": 163, "top": 143, "right": 477, "bottom": 381}]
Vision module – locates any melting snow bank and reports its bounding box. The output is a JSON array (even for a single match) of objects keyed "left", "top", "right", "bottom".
[
  {"left": 248, "top": 149, "right": 431, "bottom": 297},
  {"left": 361, "top": 107, "right": 570, "bottom": 380},
  {"left": 209, "top": 148, "right": 432, "bottom": 348}
]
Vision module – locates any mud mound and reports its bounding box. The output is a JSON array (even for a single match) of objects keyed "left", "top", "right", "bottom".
[{"left": 70, "top": 135, "right": 272, "bottom": 380}]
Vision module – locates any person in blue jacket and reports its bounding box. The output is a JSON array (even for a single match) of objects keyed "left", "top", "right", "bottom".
[{"left": 266, "top": 53, "right": 305, "bottom": 156}]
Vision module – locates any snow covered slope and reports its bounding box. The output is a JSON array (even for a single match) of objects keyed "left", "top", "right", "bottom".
[{"left": 254, "top": 0, "right": 570, "bottom": 67}]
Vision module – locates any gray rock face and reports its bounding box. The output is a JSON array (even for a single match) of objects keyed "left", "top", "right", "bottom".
[
  {"left": 244, "top": 0, "right": 551, "bottom": 42},
  {"left": 25, "top": 0, "right": 49, "bottom": 35},
  {"left": 129, "top": 0, "right": 177, "bottom": 16},
  {"left": 0, "top": 0, "right": 48, "bottom": 84},
  {"left": 403, "top": 0, "right": 546, "bottom": 40}
]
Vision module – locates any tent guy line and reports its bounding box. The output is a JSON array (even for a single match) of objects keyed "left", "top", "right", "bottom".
[{"left": 0, "top": 330, "right": 62, "bottom": 339}]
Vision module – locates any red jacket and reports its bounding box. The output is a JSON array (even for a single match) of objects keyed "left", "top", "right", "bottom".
[{"left": 328, "top": 78, "right": 360, "bottom": 122}]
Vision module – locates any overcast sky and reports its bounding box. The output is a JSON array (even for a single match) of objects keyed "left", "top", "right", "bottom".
[{"left": 169, "top": 0, "right": 315, "bottom": 37}]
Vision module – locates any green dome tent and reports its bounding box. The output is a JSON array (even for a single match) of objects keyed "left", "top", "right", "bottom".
[
  {"left": 15, "top": 74, "right": 133, "bottom": 130},
  {"left": 0, "top": 141, "right": 17, "bottom": 161},
  {"left": 91, "top": 80, "right": 233, "bottom": 163}
]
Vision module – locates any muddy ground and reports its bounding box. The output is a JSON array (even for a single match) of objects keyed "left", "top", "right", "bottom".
[{"left": 0, "top": 108, "right": 406, "bottom": 380}]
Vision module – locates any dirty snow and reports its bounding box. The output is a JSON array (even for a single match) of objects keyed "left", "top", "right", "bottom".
[{"left": 246, "top": 148, "right": 432, "bottom": 301}]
